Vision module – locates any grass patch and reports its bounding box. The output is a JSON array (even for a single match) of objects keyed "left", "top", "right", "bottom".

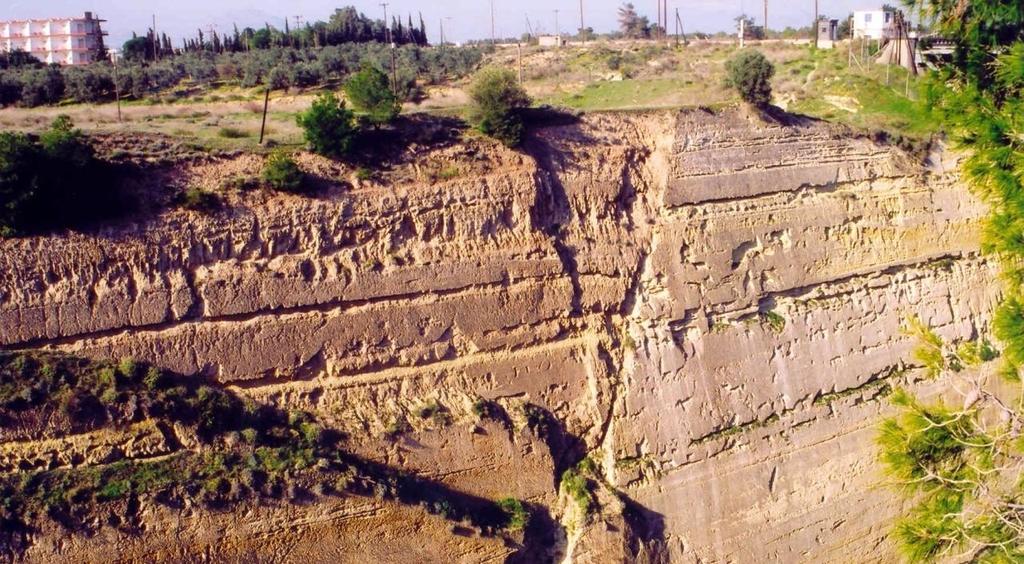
[{"left": 217, "top": 126, "right": 251, "bottom": 139}]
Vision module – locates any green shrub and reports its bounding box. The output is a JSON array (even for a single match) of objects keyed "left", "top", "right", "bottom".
[
  {"left": 725, "top": 50, "right": 775, "bottom": 107},
  {"left": 262, "top": 151, "right": 307, "bottom": 193},
  {"left": 497, "top": 497, "right": 529, "bottom": 531},
  {"left": 344, "top": 65, "right": 400, "bottom": 128},
  {"left": 217, "top": 126, "right": 250, "bottom": 139},
  {"left": 0, "top": 116, "right": 121, "bottom": 237},
  {"left": 180, "top": 187, "right": 222, "bottom": 214},
  {"left": 469, "top": 67, "right": 531, "bottom": 147},
  {"left": 295, "top": 91, "right": 357, "bottom": 158},
  {"left": 560, "top": 467, "right": 594, "bottom": 515}
]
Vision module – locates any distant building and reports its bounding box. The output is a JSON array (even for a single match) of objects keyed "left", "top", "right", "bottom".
[
  {"left": 538, "top": 35, "right": 565, "bottom": 48},
  {"left": 817, "top": 18, "right": 839, "bottom": 48},
  {"left": 853, "top": 8, "right": 896, "bottom": 40},
  {"left": 0, "top": 12, "right": 108, "bottom": 65}
]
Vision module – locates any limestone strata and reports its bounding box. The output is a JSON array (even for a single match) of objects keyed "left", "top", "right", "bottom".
[{"left": 0, "top": 108, "right": 996, "bottom": 562}]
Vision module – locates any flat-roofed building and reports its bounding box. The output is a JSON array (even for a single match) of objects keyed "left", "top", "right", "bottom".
[
  {"left": 853, "top": 8, "right": 897, "bottom": 40},
  {"left": 0, "top": 12, "right": 107, "bottom": 65}
]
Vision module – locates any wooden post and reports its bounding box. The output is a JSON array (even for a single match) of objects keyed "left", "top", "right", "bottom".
[
  {"left": 517, "top": 42, "right": 524, "bottom": 83},
  {"left": 390, "top": 45, "right": 398, "bottom": 94},
  {"left": 112, "top": 53, "right": 122, "bottom": 123},
  {"left": 259, "top": 87, "right": 271, "bottom": 145},
  {"left": 813, "top": 0, "right": 819, "bottom": 49}
]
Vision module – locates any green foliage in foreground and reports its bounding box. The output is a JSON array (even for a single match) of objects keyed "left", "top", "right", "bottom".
[
  {"left": 876, "top": 2, "right": 1024, "bottom": 560},
  {"left": 0, "top": 116, "right": 121, "bottom": 237},
  {"left": 469, "top": 67, "right": 532, "bottom": 148},
  {"left": 879, "top": 324, "right": 1021, "bottom": 562},
  {"left": 296, "top": 91, "right": 357, "bottom": 158}
]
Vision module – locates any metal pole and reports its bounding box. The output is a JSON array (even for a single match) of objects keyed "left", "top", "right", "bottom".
[
  {"left": 490, "top": 0, "right": 496, "bottom": 44},
  {"left": 740, "top": 17, "right": 745, "bottom": 48},
  {"left": 381, "top": 3, "right": 390, "bottom": 44},
  {"left": 259, "top": 87, "right": 270, "bottom": 145},
  {"left": 763, "top": 0, "right": 768, "bottom": 33},
  {"left": 152, "top": 14, "right": 158, "bottom": 60},
  {"left": 554, "top": 10, "right": 560, "bottom": 40}
]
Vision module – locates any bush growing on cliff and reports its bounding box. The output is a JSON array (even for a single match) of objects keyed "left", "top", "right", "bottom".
[
  {"left": 344, "top": 65, "right": 400, "bottom": 128},
  {"left": 296, "top": 91, "right": 357, "bottom": 158},
  {"left": 262, "top": 151, "right": 307, "bottom": 193},
  {"left": 180, "top": 187, "right": 222, "bottom": 214},
  {"left": 469, "top": 67, "right": 531, "bottom": 148},
  {"left": 725, "top": 50, "right": 774, "bottom": 107},
  {"left": 0, "top": 116, "right": 121, "bottom": 237}
]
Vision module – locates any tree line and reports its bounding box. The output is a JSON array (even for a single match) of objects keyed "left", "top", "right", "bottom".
[
  {"left": 122, "top": 7, "right": 428, "bottom": 63},
  {"left": 0, "top": 43, "right": 485, "bottom": 108}
]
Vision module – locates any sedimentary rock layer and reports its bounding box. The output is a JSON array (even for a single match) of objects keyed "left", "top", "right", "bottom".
[{"left": 0, "top": 108, "right": 995, "bottom": 562}]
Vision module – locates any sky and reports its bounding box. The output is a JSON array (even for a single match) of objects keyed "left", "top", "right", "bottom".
[{"left": 4, "top": 0, "right": 891, "bottom": 47}]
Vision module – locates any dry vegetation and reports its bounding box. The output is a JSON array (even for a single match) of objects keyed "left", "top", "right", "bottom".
[{"left": 0, "top": 39, "right": 932, "bottom": 155}]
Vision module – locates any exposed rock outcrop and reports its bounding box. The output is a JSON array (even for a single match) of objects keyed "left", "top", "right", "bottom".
[{"left": 0, "top": 108, "right": 996, "bottom": 562}]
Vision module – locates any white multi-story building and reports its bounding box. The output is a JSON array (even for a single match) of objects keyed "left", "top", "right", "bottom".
[
  {"left": 0, "top": 12, "right": 107, "bottom": 65},
  {"left": 852, "top": 8, "right": 897, "bottom": 40}
]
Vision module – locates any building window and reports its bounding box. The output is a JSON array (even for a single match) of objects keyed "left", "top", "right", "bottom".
[
  {"left": 865, "top": 13, "right": 873, "bottom": 23},
  {"left": 884, "top": 13, "right": 891, "bottom": 22}
]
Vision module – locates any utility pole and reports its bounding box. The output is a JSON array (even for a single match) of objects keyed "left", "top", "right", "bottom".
[
  {"left": 259, "top": 86, "right": 270, "bottom": 144},
  {"left": 676, "top": 8, "right": 684, "bottom": 46},
  {"left": 848, "top": 15, "right": 853, "bottom": 66},
  {"left": 380, "top": 3, "right": 390, "bottom": 44},
  {"left": 664, "top": 0, "right": 668, "bottom": 41},
  {"left": 152, "top": 14, "right": 158, "bottom": 60},
  {"left": 739, "top": 17, "right": 745, "bottom": 48},
  {"left": 517, "top": 42, "right": 524, "bottom": 83},
  {"left": 656, "top": 0, "right": 662, "bottom": 38},
  {"left": 204, "top": 24, "right": 217, "bottom": 52},
  {"left": 111, "top": 50, "right": 121, "bottom": 122},
  {"left": 440, "top": 17, "right": 445, "bottom": 47},
  {"left": 293, "top": 16, "right": 304, "bottom": 47},
  {"left": 813, "top": 0, "right": 819, "bottom": 48},
  {"left": 579, "top": 0, "right": 585, "bottom": 43},
  {"left": 554, "top": 9, "right": 560, "bottom": 39},
  {"left": 490, "top": 0, "right": 496, "bottom": 44},
  {"left": 763, "top": 0, "right": 768, "bottom": 34}
]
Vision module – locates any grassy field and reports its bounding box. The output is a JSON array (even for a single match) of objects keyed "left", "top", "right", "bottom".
[{"left": 0, "top": 39, "right": 935, "bottom": 153}]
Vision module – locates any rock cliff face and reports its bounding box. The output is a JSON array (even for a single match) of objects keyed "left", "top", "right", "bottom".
[{"left": 0, "top": 108, "right": 997, "bottom": 562}]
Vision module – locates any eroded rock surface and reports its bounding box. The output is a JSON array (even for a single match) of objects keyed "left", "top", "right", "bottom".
[{"left": 0, "top": 108, "right": 996, "bottom": 562}]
